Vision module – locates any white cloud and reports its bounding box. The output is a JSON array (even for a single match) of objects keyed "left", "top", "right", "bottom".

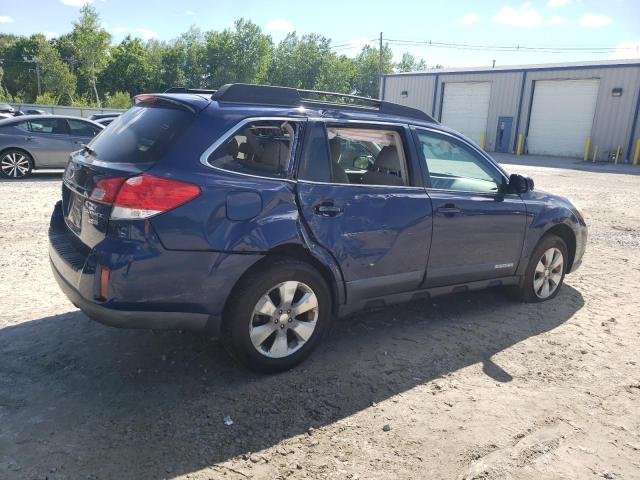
[
  {"left": 610, "top": 41, "right": 640, "bottom": 60},
  {"left": 547, "top": 0, "right": 571, "bottom": 7},
  {"left": 266, "top": 18, "right": 293, "bottom": 33},
  {"left": 136, "top": 28, "right": 157, "bottom": 40},
  {"left": 113, "top": 26, "right": 127, "bottom": 33},
  {"left": 0, "top": 15, "right": 13, "bottom": 23},
  {"left": 185, "top": 9, "right": 195, "bottom": 15},
  {"left": 492, "top": 3, "right": 543, "bottom": 27},
  {"left": 44, "top": 31, "right": 59, "bottom": 39},
  {"left": 579, "top": 13, "right": 612, "bottom": 28},
  {"left": 546, "top": 15, "right": 567, "bottom": 25},
  {"left": 459, "top": 13, "right": 480, "bottom": 26},
  {"left": 60, "top": 0, "right": 94, "bottom": 6}
]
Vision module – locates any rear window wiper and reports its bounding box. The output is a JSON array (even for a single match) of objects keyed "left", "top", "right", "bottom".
[{"left": 82, "top": 144, "right": 96, "bottom": 156}]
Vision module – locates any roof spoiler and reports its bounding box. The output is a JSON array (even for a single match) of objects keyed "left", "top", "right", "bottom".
[{"left": 164, "top": 84, "right": 436, "bottom": 123}]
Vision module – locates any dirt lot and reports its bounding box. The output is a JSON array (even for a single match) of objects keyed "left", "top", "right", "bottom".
[{"left": 1, "top": 156, "right": 639, "bottom": 480}]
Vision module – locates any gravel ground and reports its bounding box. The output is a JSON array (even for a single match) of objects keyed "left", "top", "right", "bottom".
[{"left": 1, "top": 156, "right": 639, "bottom": 480}]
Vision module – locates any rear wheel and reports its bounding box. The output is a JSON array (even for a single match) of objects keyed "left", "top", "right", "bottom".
[
  {"left": 511, "top": 234, "right": 568, "bottom": 302},
  {"left": 223, "top": 258, "right": 331, "bottom": 372},
  {"left": 0, "top": 149, "right": 33, "bottom": 179}
]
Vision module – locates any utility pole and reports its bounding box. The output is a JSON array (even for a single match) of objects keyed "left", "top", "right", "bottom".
[
  {"left": 379, "top": 32, "right": 383, "bottom": 98},
  {"left": 35, "top": 60, "right": 41, "bottom": 97},
  {"left": 24, "top": 56, "right": 42, "bottom": 97}
]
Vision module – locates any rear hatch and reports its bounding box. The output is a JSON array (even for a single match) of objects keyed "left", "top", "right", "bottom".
[{"left": 61, "top": 95, "right": 203, "bottom": 248}]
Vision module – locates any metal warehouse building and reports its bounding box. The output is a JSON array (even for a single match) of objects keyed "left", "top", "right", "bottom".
[{"left": 381, "top": 59, "right": 640, "bottom": 162}]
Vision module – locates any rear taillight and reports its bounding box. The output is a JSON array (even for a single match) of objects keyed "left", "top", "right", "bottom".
[
  {"left": 90, "top": 177, "right": 126, "bottom": 203},
  {"left": 106, "top": 174, "right": 200, "bottom": 220}
]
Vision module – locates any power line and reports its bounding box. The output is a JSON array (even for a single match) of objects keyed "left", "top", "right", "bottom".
[{"left": 383, "top": 37, "right": 639, "bottom": 54}]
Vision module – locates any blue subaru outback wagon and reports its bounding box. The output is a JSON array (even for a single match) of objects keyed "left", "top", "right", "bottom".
[{"left": 49, "top": 84, "right": 587, "bottom": 372}]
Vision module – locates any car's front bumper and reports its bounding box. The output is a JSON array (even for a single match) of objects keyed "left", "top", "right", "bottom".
[{"left": 569, "top": 223, "right": 588, "bottom": 273}]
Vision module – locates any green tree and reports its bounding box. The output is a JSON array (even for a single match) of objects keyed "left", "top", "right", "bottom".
[
  {"left": 180, "top": 27, "right": 207, "bottom": 88},
  {"left": 395, "top": 52, "right": 427, "bottom": 73},
  {"left": 205, "top": 19, "right": 272, "bottom": 87},
  {"left": 103, "top": 91, "right": 131, "bottom": 108},
  {"left": 353, "top": 44, "right": 394, "bottom": 98},
  {"left": 0, "top": 34, "right": 75, "bottom": 104},
  {"left": 269, "top": 33, "right": 333, "bottom": 89},
  {"left": 36, "top": 35, "right": 76, "bottom": 104},
  {"left": 101, "top": 36, "right": 152, "bottom": 97},
  {"left": 317, "top": 54, "right": 356, "bottom": 93},
  {"left": 71, "top": 4, "right": 110, "bottom": 106}
]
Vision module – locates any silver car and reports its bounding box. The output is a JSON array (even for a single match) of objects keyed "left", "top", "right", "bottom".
[{"left": 0, "top": 115, "right": 104, "bottom": 179}]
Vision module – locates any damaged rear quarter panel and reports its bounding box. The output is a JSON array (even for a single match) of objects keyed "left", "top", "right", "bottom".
[{"left": 150, "top": 170, "right": 303, "bottom": 252}]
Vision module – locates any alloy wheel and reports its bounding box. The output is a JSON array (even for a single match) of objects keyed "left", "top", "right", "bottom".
[
  {"left": 1, "top": 152, "right": 31, "bottom": 178},
  {"left": 533, "top": 247, "right": 564, "bottom": 299},
  {"left": 249, "top": 280, "right": 319, "bottom": 358}
]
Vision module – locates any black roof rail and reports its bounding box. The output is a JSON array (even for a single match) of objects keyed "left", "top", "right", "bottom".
[
  {"left": 209, "top": 83, "right": 436, "bottom": 123},
  {"left": 164, "top": 87, "right": 217, "bottom": 95}
]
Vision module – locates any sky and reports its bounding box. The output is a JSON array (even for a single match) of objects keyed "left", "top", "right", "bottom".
[{"left": 0, "top": 0, "right": 639, "bottom": 68}]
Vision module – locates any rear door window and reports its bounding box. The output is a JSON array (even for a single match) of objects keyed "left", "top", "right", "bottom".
[
  {"left": 67, "top": 119, "right": 101, "bottom": 138},
  {"left": 29, "top": 118, "right": 68, "bottom": 135},
  {"left": 326, "top": 127, "right": 408, "bottom": 186},
  {"left": 87, "top": 104, "right": 194, "bottom": 164},
  {"left": 207, "top": 120, "right": 299, "bottom": 179}
]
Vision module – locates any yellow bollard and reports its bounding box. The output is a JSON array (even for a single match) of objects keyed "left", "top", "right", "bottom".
[
  {"left": 583, "top": 137, "right": 592, "bottom": 161},
  {"left": 634, "top": 139, "right": 640, "bottom": 166},
  {"left": 480, "top": 132, "right": 486, "bottom": 150},
  {"left": 614, "top": 145, "right": 621, "bottom": 165},
  {"left": 516, "top": 134, "right": 524, "bottom": 157},
  {"left": 592, "top": 144, "right": 599, "bottom": 163}
]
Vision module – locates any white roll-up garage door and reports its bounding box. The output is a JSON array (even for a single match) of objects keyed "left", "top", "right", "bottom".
[
  {"left": 527, "top": 79, "right": 599, "bottom": 157},
  {"left": 441, "top": 82, "right": 491, "bottom": 145}
]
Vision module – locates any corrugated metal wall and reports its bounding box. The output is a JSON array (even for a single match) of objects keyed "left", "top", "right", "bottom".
[
  {"left": 382, "top": 63, "right": 640, "bottom": 161},
  {"left": 382, "top": 75, "right": 436, "bottom": 116},
  {"left": 435, "top": 72, "right": 523, "bottom": 151},
  {"left": 519, "top": 66, "right": 640, "bottom": 160}
]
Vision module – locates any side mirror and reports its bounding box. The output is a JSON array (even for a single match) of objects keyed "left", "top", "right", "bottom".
[{"left": 508, "top": 173, "right": 534, "bottom": 193}]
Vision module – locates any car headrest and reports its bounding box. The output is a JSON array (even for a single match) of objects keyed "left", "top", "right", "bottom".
[
  {"left": 227, "top": 137, "right": 239, "bottom": 158},
  {"left": 373, "top": 146, "right": 400, "bottom": 172}
]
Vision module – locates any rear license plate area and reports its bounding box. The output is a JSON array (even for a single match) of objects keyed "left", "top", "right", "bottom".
[{"left": 65, "top": 190, "right": 83, "bottom": 235}]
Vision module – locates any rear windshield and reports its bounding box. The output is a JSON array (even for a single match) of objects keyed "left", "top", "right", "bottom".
[{"left": 87, "top": 104, "right": 193, "bottom": 164}]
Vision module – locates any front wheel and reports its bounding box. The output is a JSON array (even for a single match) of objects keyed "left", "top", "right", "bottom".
[
  {"left": 0, "top": 149, "right": 34, "bottom": 179},
  {"left": 223, "top": 258, "right": 331, "bottom": 373},
  {"left": 511, "top": 234, "right": 568, "bottom": 303}
]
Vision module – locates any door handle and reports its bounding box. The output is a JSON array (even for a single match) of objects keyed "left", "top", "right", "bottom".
[
  {"left": 436, "top": 205, "right": 461, "bottom": 215},
  {"left": 314, "top": 204, "right": 343, "bottom": 217},
  {"left": 25, "top": 136, "right": 33, "bottom": 141}
]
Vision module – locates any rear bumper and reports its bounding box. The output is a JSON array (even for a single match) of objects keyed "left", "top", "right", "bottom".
[
  {"left": 48, "top": 201, "right": 263, "bottom": 337},
  {"left": 51, "top": 259, "right": 216, "bottom": 333}
]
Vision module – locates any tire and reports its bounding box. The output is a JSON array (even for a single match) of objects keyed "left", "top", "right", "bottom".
[
  {"left": 0, "top": 149, "right": 34, "bottom": 179},
  {"left": 223, "top": 257, "right": 332, "bottom": 373},
  {"left": 510, "top": 234, "right": 568, "bottom": 303}
]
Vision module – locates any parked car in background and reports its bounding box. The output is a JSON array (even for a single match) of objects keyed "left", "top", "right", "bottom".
[
  {"left": 0, "top": 104, "right": 15, "bottom": 119},
  {"left": 48, "top": 84, "right": 587, "bottom": 372},
  {"left": 89, "top": 113, "right": 120, "bottom": 123},
  {"left": 0, "top": 103, "right": 16, "bottom": 114},
  {"left": 0, "top": 115, "right": 103, "bottom": 178},
  {"left": 21, "top": 108, "right": 51, "bottom": 116},
  {"left": 94, "top": 116, "right": 117, "bottom": 127}
]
